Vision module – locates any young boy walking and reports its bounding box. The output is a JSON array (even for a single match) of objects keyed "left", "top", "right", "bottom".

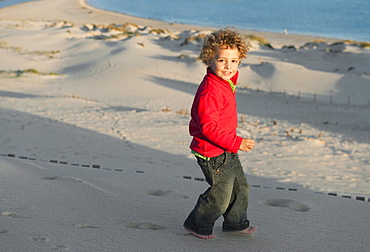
[{"left": 183, "top": 28, "right": 257, "bottom": 239}]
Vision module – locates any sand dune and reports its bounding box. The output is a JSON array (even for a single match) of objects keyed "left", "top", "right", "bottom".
[{"left": 1, "top": 0, "right": 369, "bottom": 251}]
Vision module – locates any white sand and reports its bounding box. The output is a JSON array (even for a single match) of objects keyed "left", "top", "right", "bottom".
[{"left": 1, "top": 0, "right": 369, "bottom": 251}]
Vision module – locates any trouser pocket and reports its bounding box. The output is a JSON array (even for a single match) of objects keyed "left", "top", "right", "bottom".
[{"left": 210, "top": 152, "right": 227, "bottom": 172}]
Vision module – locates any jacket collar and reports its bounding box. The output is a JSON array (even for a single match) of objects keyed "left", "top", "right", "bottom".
[{"left": 206, "top": 67, "right": 239, "bottom": 91}]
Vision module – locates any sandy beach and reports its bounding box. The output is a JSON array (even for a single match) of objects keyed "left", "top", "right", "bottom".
[{"left": 1, "top": 0, "right": 370, "bottom": 251}]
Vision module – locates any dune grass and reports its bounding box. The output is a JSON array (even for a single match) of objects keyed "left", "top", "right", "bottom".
[
  {"left": 306, "top": 39, "right": 370, "bottom": 48},
  {"left": 0, "top": 69, "right": 59, "bottom": 77},
  {"left": 332, "top": 40, "right": 370, "bottom": 48},
  {"left": 245, "top": 34, "right": 273, "bottom": 49}
]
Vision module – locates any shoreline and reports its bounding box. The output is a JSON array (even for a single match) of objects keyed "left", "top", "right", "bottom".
[
  {"left": 82, "top": 0, "right": 367, "bottom": 43},
  {"left": 75, "top": 0, "right": 361, "bottom": 46}
]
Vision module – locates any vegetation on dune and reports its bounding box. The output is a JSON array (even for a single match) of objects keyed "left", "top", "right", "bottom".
[
  {"left": 303, "top": 39, "right": 370, "bottom": 49},
  {"left": 245, "top": 34, "right": 274, "bottom": 49},
  {"left": 84, "top": 22, "right": 177, "bottom": 40},
  {"left": 347, "top": 40, "right": 370, "bottom": 48},
  {"left": 0, "top": 69, "right": 60, "bottom": 77},
  {"left": 359, "top": 42, "right": 370, "bottom": 48},
  {"left": 180, "top": 33, "right": 208, "bottom": 46},
  {"left": 0, "top": 40, "right": 61, "bottom": 58}
]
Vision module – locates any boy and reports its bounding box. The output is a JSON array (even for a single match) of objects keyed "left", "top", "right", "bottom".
[{"left": 183, "top": 28, "right": 257, "bottom": 239}]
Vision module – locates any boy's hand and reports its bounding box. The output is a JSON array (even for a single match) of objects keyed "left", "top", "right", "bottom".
[{"left": 239, "top": 138, "right": 255, "bottom": 152}]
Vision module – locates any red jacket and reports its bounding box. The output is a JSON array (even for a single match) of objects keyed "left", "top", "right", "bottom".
[{"left": 189, "top": 68, "right": 242, "bottom": 158}]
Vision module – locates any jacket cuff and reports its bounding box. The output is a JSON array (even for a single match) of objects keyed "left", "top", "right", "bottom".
[{"left": 232, "top": 136, "right": 243, "bottom": 153}]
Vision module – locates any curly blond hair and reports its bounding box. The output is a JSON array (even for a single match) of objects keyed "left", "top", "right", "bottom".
[{"left": 199, "top": 28, "right": 249, "bottom": 65}]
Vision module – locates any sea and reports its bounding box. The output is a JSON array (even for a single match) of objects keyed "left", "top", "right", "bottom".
[{"left": 1, "top": 0, "right": 370, "bottom": 42}]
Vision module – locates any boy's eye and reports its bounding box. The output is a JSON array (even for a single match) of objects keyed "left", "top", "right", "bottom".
[{"left": 217, "top": 59, "right": 239, "bottom": 63}]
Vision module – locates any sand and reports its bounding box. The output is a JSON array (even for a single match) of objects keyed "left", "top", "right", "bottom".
[{"left": 0, "top": 0, "right": 369, "bottom": 251}]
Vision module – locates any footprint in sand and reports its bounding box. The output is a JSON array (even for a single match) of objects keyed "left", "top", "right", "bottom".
[
  {"left": 1, "top": 211, "right": 27, "bottom": 219},
  {"left": 33, "top": 237, "right": 70, "bottom": 251},
  {"left": 124, "top": 222, "right": 166, "bottom": 230},
  {"left": 40, "top": 176, "right": 83, "bottom": 183},
  {"left": 74, "top": 223, "right": 99, "bottom": 229},
  {"left": 264, "top": 199, "right": 310, "bottom": 212},
  {"left": 33, "top": 236, "right": 50, "bottom": 243},
  {"left": 0, "top": 230, "right": 9, "bottom": 235},
  {"left": 1, "top": 211, "right": 17, "bottom": 217},
  {"left": 50, "top": 244, "right": 70, "bottom": 251},
  {"left": 146, "top": 189, "right": 189, "bottom": 199}
]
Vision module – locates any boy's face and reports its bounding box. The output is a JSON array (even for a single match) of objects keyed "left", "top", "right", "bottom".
[{"left": 208, "top": 46, "right": 240, "bottom": 80}]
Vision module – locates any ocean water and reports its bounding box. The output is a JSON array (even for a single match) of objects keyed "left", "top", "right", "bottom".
[
  {"left": 0, "top": 0, "right": 32, "bottom": 8},
  {"left": 86, "top": 0, "right": 370, "bottom": 42}
]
